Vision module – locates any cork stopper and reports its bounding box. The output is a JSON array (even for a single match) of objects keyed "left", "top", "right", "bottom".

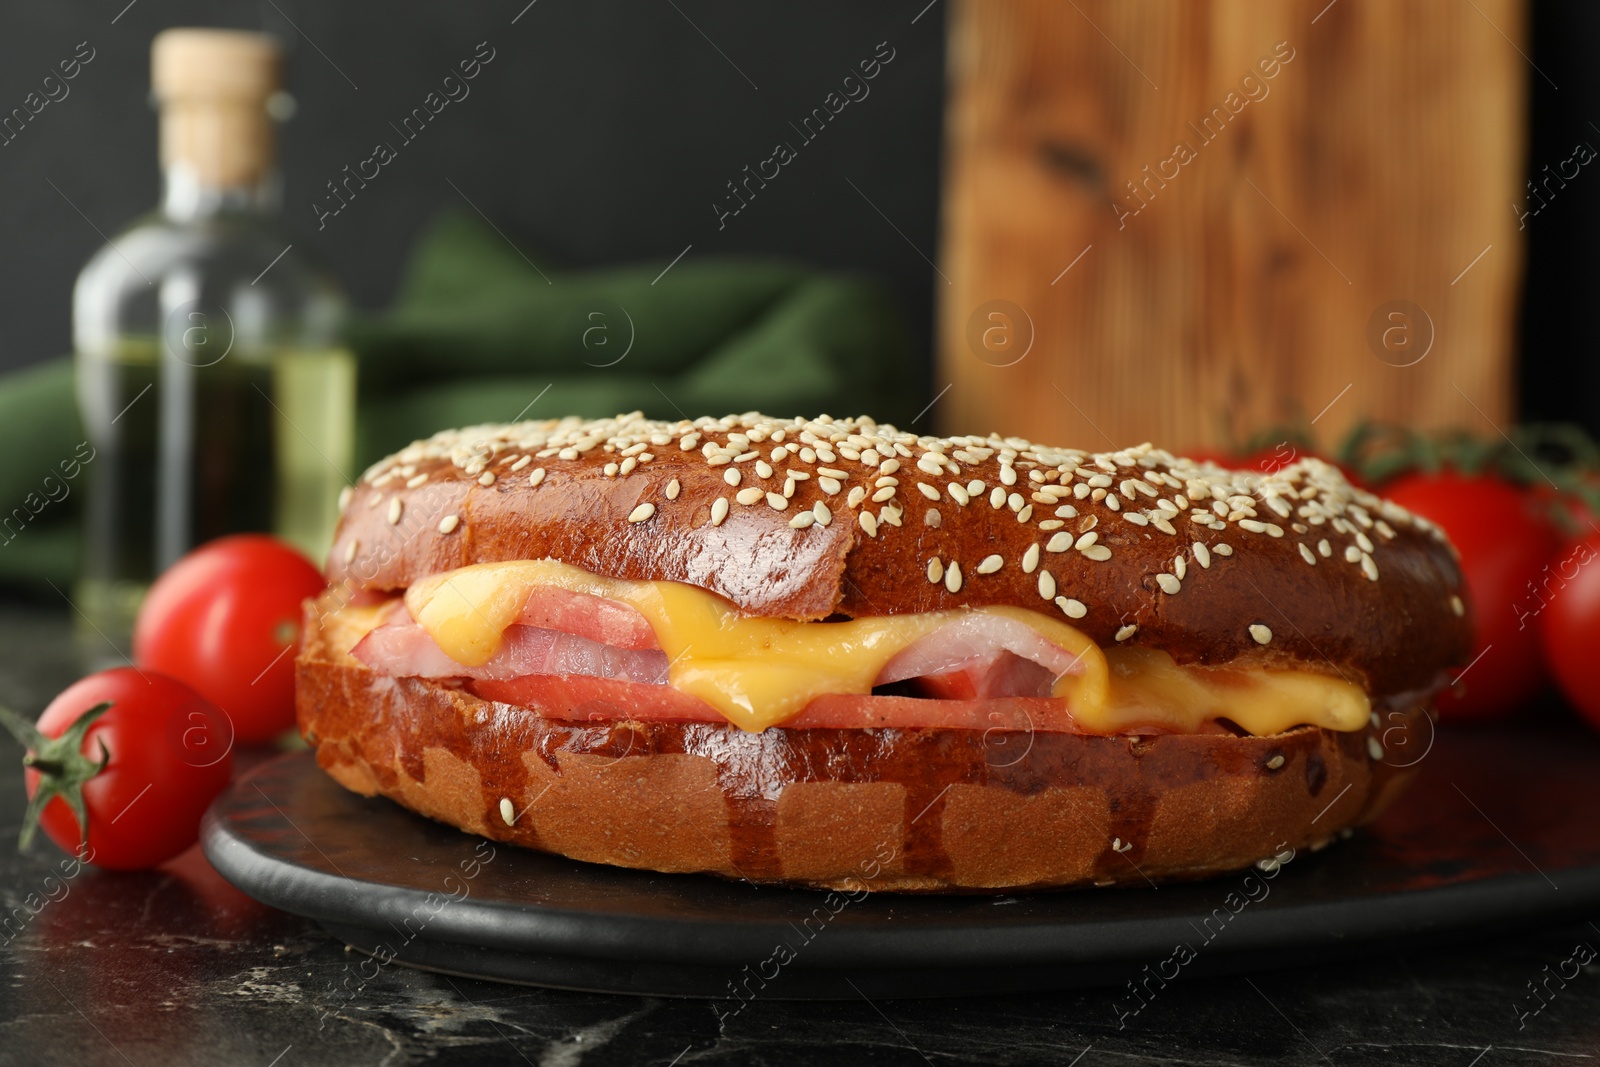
[{"left": 152, "top": 29, "right": 281, "bottom": 188}]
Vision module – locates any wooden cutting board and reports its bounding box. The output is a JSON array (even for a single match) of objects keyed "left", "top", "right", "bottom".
[{"left": 935, "top": 0, "right": 1527, "bottom": 453}]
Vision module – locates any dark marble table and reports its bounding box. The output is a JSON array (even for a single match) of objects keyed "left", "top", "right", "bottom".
[{"left": 1, "top": 601, "right": 1596, "bottom": 1066}]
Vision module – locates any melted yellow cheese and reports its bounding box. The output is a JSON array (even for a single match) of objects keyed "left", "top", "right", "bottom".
[
  {"left": 1102, "top": 646, "right": 1370, "bottom": 737},
  {"left": 402, "top": 559, "right": 1370, "bottom": 736}
]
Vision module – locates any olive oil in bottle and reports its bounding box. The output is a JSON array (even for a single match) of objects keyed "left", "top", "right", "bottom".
[{"left": 73, "top": 29, "right": 354, "bottom": 662}]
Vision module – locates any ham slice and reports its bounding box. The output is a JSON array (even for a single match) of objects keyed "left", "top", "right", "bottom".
[
  {"left": 874, "top": 613, "right": 1088, "bottom": 698},
  {"left": 469, "top": 675, "right": 1077, "bottom": 732},
  {"left": 516, "top": 586, "right": 659, "bottom": 650},
  {"left": 353, "top": 615, "right": 669, "bottom": 684},
  {"left": 353, "top": 589, "right": 1096, "bottom": 731}
]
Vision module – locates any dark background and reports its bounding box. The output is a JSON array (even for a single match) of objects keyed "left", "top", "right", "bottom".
[
  {"left": 0, "top": 0, "right": 946, "bottom": 377},
  {"left": 0, "top": 2, "right": 1593, "bottom": 434}
]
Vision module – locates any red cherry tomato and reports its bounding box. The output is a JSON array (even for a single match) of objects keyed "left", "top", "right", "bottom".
[
  {"left": 1383, "top": 471, "right": 1560, "bottom": 721},
  {"left": 22, "top": 669, "right": 233, "bottom": 869},
  {"left": 134, "top": 535, "right": 326, "bottom": 744},
  {"left": 1540, "top": 533, "right": 1600, "bottom": 731}
]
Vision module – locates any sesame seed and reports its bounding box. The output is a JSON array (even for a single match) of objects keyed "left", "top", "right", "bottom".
[
  {"left": 1193, "top": 542, "right": 1211, "bottom": 568},
  {"left": 766, "top": 492, "right": 788, "bottom": 511},
  {"left": 1214, "top": 543, "right": 1233, "bottom": 557},
  {"left": 711, "top": 497, "right": 729, "bottom": 526},
  {"left": 1115, "top": 623, "right": 1138, "bottom": 642},
  {"left": 847, "top": 486, "right": 868, "bottom": 508},
  {"left": 1367, "top": 736, "right": 1384, "bottom": 761},
  {"left": 509, "top": 455, "right": 532, "bottom": 472},
  {"left": 917, "top": 455, "right": 944, "bottom": 477},
  {"left": 927, "top": 558, "right": 944, "bottom": 583},
  {"left": 1356, "top": 530, "right": 1374, "bottom": 553},
  {"left": 1055, "top": 505, "right": 1078, "bottom": 519},
  {"left": 1450, "top": 595, "right": 1465, "bottom": 617},
  {"left": 1016, "top": 544, "right": 1040, "bottom": 574},
  {"left": 1239, "top": 518, "right": 1268, "bottom": 533},
  {"left": 529, "top": 468, "right": 547, "bottom": 488},
  {"left": 860, "top": 511, "right": 878, "bottom": 537},
  {"left": 499, "top": 798, "right": 515, "bottom": 826},
  {"left": 1249, "top": 623, "right": 1273, "bottom": 645},
  {"left": 989, "top": 487, "right": 1006, "bottom": 509},
  {"left": 387, "top": 498, "right": 403, "bottom": 525},
  {"left": 1081, "top": 545, "right": 1113, "bottom": 562},
  {"left": 407, "top": 473, "right": 429, "bottom": 489},
  {"left": 1156, "top": 574, "right": 1182, "bottom": 594},
  {"left": 784, "top": 477, "right": 798, "bottom": 498},
  {"left": 338, "top": 486, "right": 354, "bottom": 510},
  {"left": 725, "top": 469, "right": 742, "bottom": 486},
  {"left": 977, "top": 554, "right": 1004, "bottom": 575},
  {"left": 1298, "top": 543, "right": 1317, "bottom": 565},
  {"left": 999, "top": 465, "right": 1018, "bottom": 486},
  {"left": 872, "top": 486, "right": 897, "bottom": 503},
  {"left": 947, "top": 483, "right": 970, "bottom": 506},
  {"left": 1318, "top": 539, "right": 1332, "bottom": 558},
  {"left": 924, "top": 508, "right": 941, "bottom": 528},
  {"left": 818, "top": 467, "right": 847, "bottom": 479},
  {"left": 917, "top": 483, "right": 941, "bottom": 500},
  {"left": 1173, "top": 556, "right": 1187, "bottom": 580},
  {"left": 604, "top": 462, "right": 620, "bottom": 478},
  {"left": 1360, "top": 552, "right": 1379, "bottom": 581},
  {"left": 945, "top": 560, "right": 963, "bottom": 593},
  {"left": 1039, "top": 519, "right": 1065, "bottom": 531},
  {"left": 880, "top": 504, "right": 902, "bottom": 528},
  {"left": 368, "top": 492, "right": 384, "bottom": 510},
  {"left": 874, "top": 475, "right": 896, "bottom": 488},
  {"left": 666, "top": 478, "right": 681, "bottom": 500},
  {"left": 1345, "top": 545, "right": 1362, "bottom": 563},
  {"left": 1266, "top": 755, "right": 1285, "bottom": 770},
  {"left": 736, "top": 487, "right": 763, "bottom": 505},
  {"left": 343, "top": 539, "right": 358, "bottom": 564},
  {"left": 1047, "top": 532, "right": 1074, "bottom": 553},
  {"left": 619, "top": 457, "right": 638, "bottom": 476},
  {"left": 967, "top": 479, "right": 984, "bottom": 496},
  {"left": 756, "top": 460, "right": 774, "bottom": 479},
  {"left": 559, "top": 447, "right": 579, "bottom": 460},
  {"left": 437, "top": 515, "right": 460, "bottom": 534},
  {"left": 628, "top": 503, "right": 656, "bottom": 523},
  {"left": 879, "top": 458, "right": 900, "bottom": 476},
  {"left": 819, "top": 476, "right": 842, "bottom": 495},
  {"left": 813, "top": 502, "right": 832, "bottom": 526},
  {"left": 1151, "top": 516, "right": 1177, "bottom": 536},
  {"left": 1124, "top": 512, "right": 1149, "bottom": 527},
  {"left": 1038, "top": 570, "right": 1056, "bottom": 599},
  {"left": 789, "top": 512, "right": 816, "bottom": 529},
  {"left": 1074, "top": 531, "right": 1099, "bottom": 551}
]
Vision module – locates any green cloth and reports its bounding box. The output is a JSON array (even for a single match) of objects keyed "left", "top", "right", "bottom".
[
  {"left": 352, "top": 212, "right": 916, "bottom": 464},
  {"left": 0, "top": 211, "right": 916, "bottom": 591}
]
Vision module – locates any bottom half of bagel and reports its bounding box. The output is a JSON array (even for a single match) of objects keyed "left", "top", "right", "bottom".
[{"left": 295, "top": 600, "right": 1428, "bottom": 893}]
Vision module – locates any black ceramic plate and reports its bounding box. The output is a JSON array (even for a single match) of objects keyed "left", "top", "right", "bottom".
[{"left": 203, "top": 719, "right": 1600, "bottom": 998}]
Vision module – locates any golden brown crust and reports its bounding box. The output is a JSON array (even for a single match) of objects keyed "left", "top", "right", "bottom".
[
  {"left": 297, "top": 593, "right": 1428, "bottom": 892},
  {"left": 327, "top": 414, "right": 1470, "bottom": 695}
]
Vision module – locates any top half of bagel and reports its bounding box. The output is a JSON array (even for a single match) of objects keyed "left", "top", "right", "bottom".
[{"left": 323, "top": 412, "right": 1471, "bottom": 701}]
